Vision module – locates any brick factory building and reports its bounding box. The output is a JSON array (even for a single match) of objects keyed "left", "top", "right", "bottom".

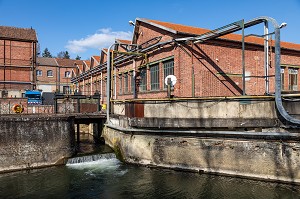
[
  {"left": 0, "top": 26, "right": 38, "bottom": 98},
  {"left": 73, "top": 18, "right": 300, "bottom": 103}
]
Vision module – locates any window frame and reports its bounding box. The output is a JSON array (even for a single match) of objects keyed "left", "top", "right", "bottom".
[
  {"left": 139, "top": 67, "right": 147, "bottom": 92},
  {"left": 119, "top": 74, "right": 123, "bottom": 95},
  {"left": 150, "top": 63, "right": 160, "bottom": 91},
  {"left": 47, "top": 70, "right": 53, "bottom": 77},
  {"left": 64, "top": 71, "right": 71, "bottom": 78},
  {"left": 36, "top": 70, "right": 42, "bottom": 77},
  {"left": 124, "top": 72, "right": 129, "bottom": 94},
  {"left": 130, "top": 71, "right": 135, "bottom": 93},
  {"left": 288, "top": 68, "right": 298, "bottom": 91},
  {"left": 163, "top": 59, "right": 174, "bottom": 89}
]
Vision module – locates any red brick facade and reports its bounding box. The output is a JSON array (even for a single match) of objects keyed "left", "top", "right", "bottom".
[
  {"left": 0, "top": 26, "right": 37, "bottom": 97},
  {"left": 37, "top": 58, "right": 83, "bottom": 94},
  {"left": 73, "top": 19, "right": 300, "bottom": 103}
]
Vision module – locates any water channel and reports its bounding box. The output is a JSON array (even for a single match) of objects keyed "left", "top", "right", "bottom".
[{"left": 0, "top": 134, "right": 300, "bottom": 199}]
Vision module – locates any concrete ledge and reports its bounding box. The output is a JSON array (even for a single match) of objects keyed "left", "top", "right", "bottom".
[
  {"left": 103, "top": 125, "right": 300, "bottom": 184},
  {"left": 106, "top": 124, "right": 300, "bottom": 141}
]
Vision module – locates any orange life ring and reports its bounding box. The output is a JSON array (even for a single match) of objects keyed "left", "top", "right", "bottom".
[{"left": 12, "top": 104, "right": 24, "bottom": 113}]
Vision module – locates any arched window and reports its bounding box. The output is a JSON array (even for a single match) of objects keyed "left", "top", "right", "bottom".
[
  {"left": 47, "top": 70, "right": 53, "bottom": 77},
  {"left": 65, "top": 71, "right": 71, "bottom": 78}
]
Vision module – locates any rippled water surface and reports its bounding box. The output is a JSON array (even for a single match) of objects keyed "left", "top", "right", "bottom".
[{"left": 0, "top": 154, "right": 300, "bottom": 199}]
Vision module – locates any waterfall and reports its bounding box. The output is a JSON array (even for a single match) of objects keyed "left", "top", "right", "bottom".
[{"left": 66, "top": 153, "right": 116, "bottom": 165}]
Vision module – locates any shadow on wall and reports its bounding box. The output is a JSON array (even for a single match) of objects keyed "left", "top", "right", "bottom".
[{"left": 184, "top": 43, "right": 244, "bottom": 96}]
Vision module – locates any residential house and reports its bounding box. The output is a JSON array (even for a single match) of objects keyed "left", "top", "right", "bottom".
[{"left": 37, "top": 57, "right": 83, "bottom": 94}]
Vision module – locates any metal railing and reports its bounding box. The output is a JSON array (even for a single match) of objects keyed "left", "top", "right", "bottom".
[{"left": 0, "top": 92, "right": 102, "bottom": 115}]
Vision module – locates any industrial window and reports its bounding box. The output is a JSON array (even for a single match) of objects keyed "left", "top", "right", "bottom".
[
  {"left": 64, "top": 71, "right": 71, "bottom": 78},
  {"left": 36, "top": 70, "right": 42, "bottom": 77},
  {"left": 288, "top": 68, "right": 298, "bottom": 91},
  {"left": 130, "top": 71, "right": 134, "bottom": 93},
  {"left": 139, "top": 67, "right": 147, "bottom": 91},
  {"left": 124, "top": 73, "right": 128, "bottom": 93},
  {"left": 150, "top": 64, "right": 160, "bottom": 90},
  {"left": 281, "top": 67, "right": 285, "bottom": 90},
  {"left": 47, "top": 70, "right": 53, "bottom": 77},
  {"left": 163, "top": 59, "right": 174, "bottom": 88},
  {"left": 119, "top": 74, "right": 122, "bottom": 95}
]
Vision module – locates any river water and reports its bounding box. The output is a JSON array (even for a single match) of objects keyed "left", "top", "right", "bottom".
[{"left": 0, "top": 134, "right": 300, "bottom": 199}]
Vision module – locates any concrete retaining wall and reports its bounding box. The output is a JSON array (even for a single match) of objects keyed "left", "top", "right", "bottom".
[
  {"left": 112, "top": 99, "right": 278, "bottom": 119},
  {"left": 103, "top": 126, "right": 300, "bottom": 184},
  {"left": 0, "top": 115, "right": 75, "bottom": 173}
]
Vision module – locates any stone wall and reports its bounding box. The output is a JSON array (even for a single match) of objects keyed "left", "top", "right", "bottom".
[{"left": 0, "top": 115, "right": 75, "bottom": 173}]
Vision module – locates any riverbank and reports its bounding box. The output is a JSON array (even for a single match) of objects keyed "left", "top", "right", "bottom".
[{"left": 103, "top": 125, "right": 300, "bottom": 184}]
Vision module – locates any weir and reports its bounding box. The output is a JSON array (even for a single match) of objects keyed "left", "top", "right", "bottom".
[{"left": 66, "top": 153, "right": 116, "bottom": 165}]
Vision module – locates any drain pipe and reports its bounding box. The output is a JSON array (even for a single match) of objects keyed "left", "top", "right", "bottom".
[{"left": 106, "top": 43, "right": 118, "bottom": 124}]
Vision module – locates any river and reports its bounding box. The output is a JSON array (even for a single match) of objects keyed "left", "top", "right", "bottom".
[{"left": 0, "top": 134, "right": 300, "bottom": 199}]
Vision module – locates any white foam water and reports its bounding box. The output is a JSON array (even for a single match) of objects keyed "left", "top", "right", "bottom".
[
  {"left": 66, "top": 153, "right": 116, "bottom": 165},
  {"left": 65, "top": 153, "right": 124, "bottom": 175}
]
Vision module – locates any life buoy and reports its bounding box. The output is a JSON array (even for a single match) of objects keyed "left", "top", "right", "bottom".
[{"left": 12, "top": 104, "right": 24, "bottom": 113}]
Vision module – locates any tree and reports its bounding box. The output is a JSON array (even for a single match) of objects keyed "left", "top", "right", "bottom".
[
  {"left": 42, "top": 48, "right": 52, "bottom": 58},
  {"left": 57, "top": 51, "right": 70, "bottom": 59},
  {"left": 75, "top": 55, "right": 81, "bottom": 60}
]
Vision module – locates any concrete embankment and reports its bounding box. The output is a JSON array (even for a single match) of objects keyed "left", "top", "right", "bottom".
[
  {"left": 103, "top": 125, "right": 300, "bottom": 184},
  {"left": 0, "top": 115, "right": 75, "bottom": 173},
  {"left": 103, "top": 97, "right": 300, "bottom": 184}
]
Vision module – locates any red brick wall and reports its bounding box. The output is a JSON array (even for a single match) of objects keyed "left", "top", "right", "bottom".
[
  {"left": 0, "top": 40, "right": 34, "bottom": 91},
  {"left": 36, "top": 65, "right": 57, "bottom": 83},
  {"left": 59, "top": 67, "right": 73, "bottom": 84},
  {"left": 81, "top": 22, "right": 300, "bottom": 101}
]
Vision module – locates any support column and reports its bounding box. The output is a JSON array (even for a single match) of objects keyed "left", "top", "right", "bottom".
[{"left": 76, "top": 124, "right": 80, "bottom": 143}]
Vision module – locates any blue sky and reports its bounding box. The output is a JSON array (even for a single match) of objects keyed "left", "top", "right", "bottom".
[{"left": 1, "top": 0, "right": 299, "bottom": 60}]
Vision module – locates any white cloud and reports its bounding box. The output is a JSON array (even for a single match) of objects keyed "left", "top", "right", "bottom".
[{"left": 65, "top": 28, "right": 132, "bottom": 54}]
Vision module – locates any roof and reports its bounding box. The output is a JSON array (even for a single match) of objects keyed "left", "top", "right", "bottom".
[
  {"left": 55, "top": 58, "right": 79, "bottom": 67},
  {"left": 92, "top": 55, "right": 100, "bottom": 63},
  {"left": 74, "top": 60, "right": 84, "bottom": 65},
  {"left": 37, "top": 57, "right": 58, "bottom": 66},
  {"left": 0, "top": 26, "right": 37, "bottom": 41},
  {"left": 137, "top": 18, "right": 300, "bottom": 52},
  {"left": 83, "top": 60, "right": 91, "bottom": 67},
  {"left": 116, "top": 39, "right": 131, "bottom": 44}
]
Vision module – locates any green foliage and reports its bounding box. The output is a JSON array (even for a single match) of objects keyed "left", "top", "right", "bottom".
[
  {"left": 42, "top": 48, "right": 52, "bottom": 58},
  {"left": 75, "top": 55, "right": 81, "bottom": 60},
  {"left": 57, "top": 51, "right": 70, "bottom": 59}
]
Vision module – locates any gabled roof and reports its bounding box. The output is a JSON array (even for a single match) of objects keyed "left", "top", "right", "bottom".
[
  {"left": 136, "top": 18, "right": 300, "bottom": 52},
  {"left": 0, "top": 26, "right": 37, "bottom": 42},
  {"left": 116, "top": 39, "right": 131, "bottom": 44},
  {"left": 102, "top": 48, "right": 108, "bottom": 54},
  {"left": 55, "top": 58, "right": 80, "bottom": 67},
  {"left": 92, "top": 55, "right": 100, "bottom": 63},
  {"left": 74, "top": 60, "right": 84, "bottom": 65},
  {"left": 83, "top": 60, "right": 91, "bottom": 68},
  {"left": 37, "top": 57, "right": 58, "bottom": 66}
]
